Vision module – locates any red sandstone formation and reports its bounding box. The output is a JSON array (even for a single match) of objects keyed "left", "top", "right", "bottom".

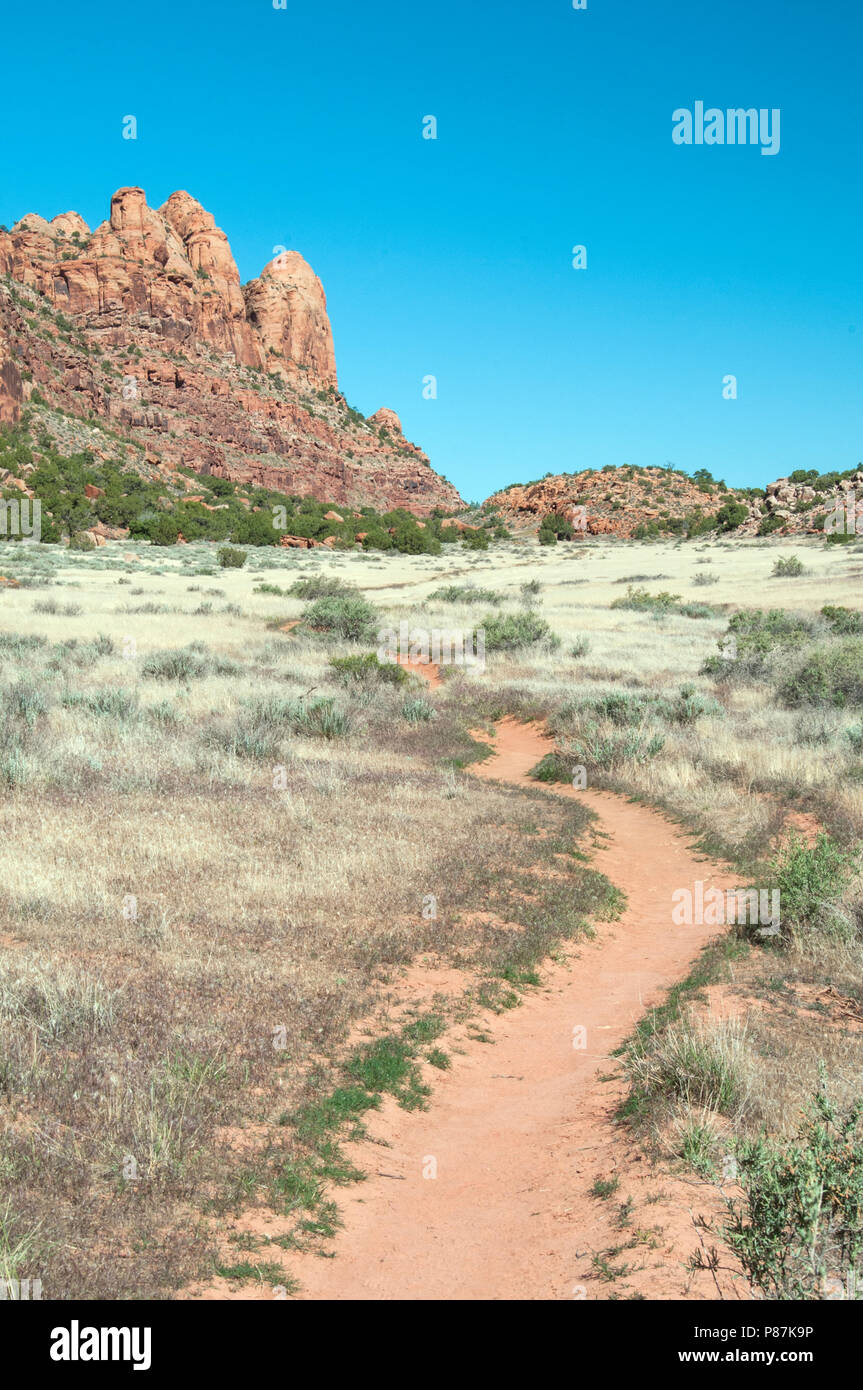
[{"left": 0, "top": 187, "right": 463, "bottom": 516}]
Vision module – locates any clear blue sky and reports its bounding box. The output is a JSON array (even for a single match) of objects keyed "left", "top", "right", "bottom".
[{"left": 2, "top": 0, "right": 861, "bottom": 500}]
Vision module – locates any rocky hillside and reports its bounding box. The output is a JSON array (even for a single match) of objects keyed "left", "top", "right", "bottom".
[
  {"left": 0, "top": 187, "right": 462, "bottom": 515},
  {"left": 487, "top": 464, "right": 863, "bottom": 540}
]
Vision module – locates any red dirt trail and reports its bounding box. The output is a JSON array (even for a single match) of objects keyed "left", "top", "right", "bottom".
[{"left": 227, "top": 717, "right": 739, "bottom": 1302}]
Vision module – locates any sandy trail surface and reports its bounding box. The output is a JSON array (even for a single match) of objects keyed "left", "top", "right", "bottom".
[{"left": 248, "top": 717, "right": 739, "bottom": 1301}]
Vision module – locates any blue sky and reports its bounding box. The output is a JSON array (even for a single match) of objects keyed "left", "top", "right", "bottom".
[{"left": 2, "top": 0, "right": 861, "bottom": 500}]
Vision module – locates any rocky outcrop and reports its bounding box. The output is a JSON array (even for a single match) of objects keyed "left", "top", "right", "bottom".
[
  {"left": 244, "top": 252, "right": 336, "bottom": 387},
  {"left": 0, "top": 324, "right": 22, "bottom": 423},
  {"left": 0, "top": 187, "right": 462, "bottom": 515},
  {"left": 368, "top": 407, "right": 403, "bottom": 435},
  {"left": 488, "top": 466, "right": 863, "bottom": 539}
]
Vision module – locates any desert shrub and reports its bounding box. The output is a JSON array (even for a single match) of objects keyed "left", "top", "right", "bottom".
[
  {"left": 703, "top": 609, "right": 816, "bottom": 679},
  {"left": 217, "top": 547, "right": 247, "bottom": 568},
  {"left": 779, "top": 637, "right": 863, "bottom": 708},
  {"left": 288, "top": 575, "right": 353, "bottom": 599},
  {"left": 462, "top": 529, "right": 489, "bottom": 550},
  {"left": 724, "top": 1087, "right": 863, "bottom": 1300},
  {"left": 611, "top": 586, "right": 681, "bottom": 613},
  {"left": 329, "top": 652, "right": 407, "bottom": 686},
  {"left": 669, "top": 683, "right": 724, "bottom": 724},
  {"left": 0, "top": 633, "right": 48, "bottom": 657},
  {"left": 569, "top": 636, "right": 590, "bottom": 658},
  {"left": 716, "top": 501, "right": 748, "bottom": 531},
  {"left": 429, "top": 585, "right": 503, "bottom": 605},
  {"left": 821, "top": 605, "right": 863, "bottom": 636},
  {"left": 253, "top": 582, "right": 289, "bottom": 596},
  {"left": 482, "top": 610, "right": 554, "bottom": 652},
  {"left": 1, "top": 681, "right": 49, "bottom": 728},
  {"left": 848, "top": 724, "right": 863, "bottom": 754},
  {"left": 62, "top": 688, "right": 138, "bottom": 719},
  {"left": 141, "top": 648, "right": 212, "bottom": 682},
  {"left": 302, "top": 594, "right": 378, "bottom": 642},
  {"left": 529, "top": 751, "right": 575, "bottom": 784},
  {"left": 772, "top": 834, "right": 858, "bottom": 943},
  {"left": 69, "top": 532, "right": 96, "bottom": 552},
  {"left": 693, "top": 571, "right": 720, "bottom": 586},
  {"left": 400, "top": 697, "right": 437, "bottom": 724},
  {"left": 772, "top": 555, "right": 806, "bottom": 577}
]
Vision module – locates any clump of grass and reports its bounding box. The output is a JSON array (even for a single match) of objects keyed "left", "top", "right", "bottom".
[
  {"left": 32, "top": 599, "right": 82, "bottom": 616},
  {"left": 624, "top": 1015, "right": 749, "bottom": 1118},
  {"left": 401, "top": 697, "right": 437, "bottom": 724},
  {"left": 62, "top": 688, "right": 139, "bottom": 719},
  {"left": 1, "top": 681, "right": 49, "bottom": 728}
]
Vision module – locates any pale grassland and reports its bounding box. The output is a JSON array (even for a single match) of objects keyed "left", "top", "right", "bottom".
[{"left": 1, "top": 530, "right": 861, "bottom": 1299}]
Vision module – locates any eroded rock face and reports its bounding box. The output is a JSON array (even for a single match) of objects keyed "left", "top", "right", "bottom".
[
  {"left": 0, "top": 187, "right": 463, "bottom": 515},
  {"left": 244, "top": 252, "right": 336, "bottom": 387},
  {"left": 368, "top": 407, "right": 403, "bottom": 435},
  {"left": 0, "top": 325, "right": 22, "bottom": 423}
]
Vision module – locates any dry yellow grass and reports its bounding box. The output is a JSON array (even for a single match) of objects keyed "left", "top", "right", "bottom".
[{"left": 1, "top": 530, "right": 861, "bottom": 1299}]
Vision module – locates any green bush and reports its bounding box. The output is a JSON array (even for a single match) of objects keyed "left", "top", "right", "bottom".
[
  {"left": 329, "top": 652, "right": 407, "bottom": 686},
  {"left": 821, "top": 605, "right": 863, "bottom": 636},
  {"left": 772, "top": 555, "right": 806, "bottom": 577},
  {"left": 772, "top": 834, "right": 858, "bottom": 941},
  {"left": 303, "top": 595, "right": 378, "bottom": 642},
  {"left": 780, "top": 637, "right": 863, "bottom": 708},
  {"left": 482, "top": 610, "right": 554, "bottom": 652},
  {"left": 610, "top": 586, "right": 681, "bottom": 614},
  {"left": 217, "top": 546, "right": 247, "bottom": 568},
  {"left": 716, "top": 500, "right": 748, "bottom": 531},
  {"left": 288, "top": 575, "right": 353, "bottom": 599},
  {"left": 429, "top": 584, "right": 503, "bottom": 605},
  {"left": 725, "top": 1087, "right": 863, "bottom": 1300}
]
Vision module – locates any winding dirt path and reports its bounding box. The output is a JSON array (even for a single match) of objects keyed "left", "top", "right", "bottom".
[{"left": 264, "top": 718, "right": 740, "bottom": 1301}]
